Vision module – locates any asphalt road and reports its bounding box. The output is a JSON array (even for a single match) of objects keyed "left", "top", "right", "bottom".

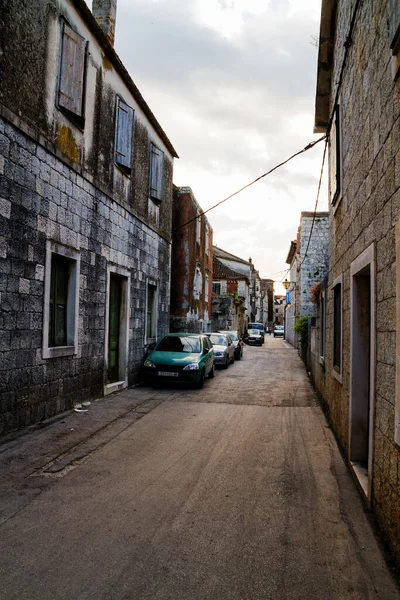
[{"left": 1, "top": 337, "right": 399, "bottom": 599}]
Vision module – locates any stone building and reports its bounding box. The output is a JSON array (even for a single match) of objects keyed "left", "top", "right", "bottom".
[
  {"left": 170, "top": 187, "right": 212, "bottom": 333},
  {"left": 273, "top": 295, "right": 285, "bottom": 325},
  {"left": 284, "top": 212, "right": 329, "bottom": 348},
  {"left": 315, "top": 0, "right": 400, "bottom": 564},
  {"left": 0, "top": 0, "right": 177, "bottom": 433},
  {"left": 211, "top": 255, "right": 250, "bottom": 334},
  {"left": 260, "top": 278, "right": 274, "bottom": 328}
]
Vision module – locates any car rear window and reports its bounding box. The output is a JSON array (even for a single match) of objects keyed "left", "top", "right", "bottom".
[
  {"left": 209, "top": 334, "right": 228, "bottom": 346},
  {"left": 157, "top": 336, "right": 200, "bottom": 353},
  {"left": 248, "top": 323, "right": 263, "bottom": 331}
]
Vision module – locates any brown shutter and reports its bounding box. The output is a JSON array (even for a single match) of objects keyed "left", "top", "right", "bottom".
[{"left": 58, "top": 23, "right": 86, "bottom": 116}]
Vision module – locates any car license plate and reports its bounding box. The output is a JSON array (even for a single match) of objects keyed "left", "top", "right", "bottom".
[{"left": 158, "top": 371, "right": 179, "bottom": 377}]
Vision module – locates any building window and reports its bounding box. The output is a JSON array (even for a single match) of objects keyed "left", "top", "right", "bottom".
[
  {"left": 320, "top": 291, "right": 325, "bottom": 359},
  {"left": 205, "top": 225, "right": 209, "bottom": 254},
  {"left": 115, "top": 97, "right": 134, "bottom": 169},
  {"left": 43, "top": 241, "right": 80, "bottom": 359},
  {"left": 149, "top": 144, "right": 164, "bottom": 201},
  {"left": 146, "top": 281, "right": 157, "bottom": 341},
  {"left": 390, "top": 0, "right": 400, "bottom": 53},
  {"left": 333, "top": 276, "right": 342, "bottom": 378},
  {"left": 57, "top": 22, "right": 87, "bottom": 118},
  {"left": 212, "top": 282, "right": 221, "bottom": 295},
  {"left": 205, "top": 274, "right": 209, "bottom": 302},
  {"left": 329, "top": 104, "right": 341, "bottom": 206},
  {"left": 196, "top": 212, "right": 201, "bottom": 244}
]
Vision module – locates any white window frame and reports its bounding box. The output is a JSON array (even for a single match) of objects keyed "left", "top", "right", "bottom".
[
  {"left": 145, "top": 278, "right": 157, "bottom": 344},
  {"left": 332, "top": 274, "right": 343, "bottom": 383},
  {"left": 42, "top": 240, "right": 80, "bottom": 359},
  {"left": 104, "top": 264, "right": 131, "bottom": 396},
  {"left": 205, "top": 273, "right": 209, "bottom": 303},
  {"left": 196, "top": 212, "right": 201, "bottom": 244},
  {"left": 329, "top": 103, "right": 342, "bottom": 210}
]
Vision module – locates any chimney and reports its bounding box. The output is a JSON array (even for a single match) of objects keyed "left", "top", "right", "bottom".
[{"left": 92, "top": 0, "right": 117, "bottom": 46}]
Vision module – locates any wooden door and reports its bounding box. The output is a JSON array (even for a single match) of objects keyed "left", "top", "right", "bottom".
[{"left": 108, "top": 275, "right": 122, "bottom": 383}]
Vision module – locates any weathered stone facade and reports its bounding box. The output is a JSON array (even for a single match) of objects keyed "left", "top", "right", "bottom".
[
  {"left": 315, "top": 0, "right": 400, "bottom": 564},
  {"left": 170, "top": 187, "right": 212, "bottom": 333},
  {"left": 284, "top": 213, "right": 329, "bottom": 349},
  {"left": 0, "top": 0, "right": 177, "bottom": 433},
  {"left": 211, "top": 255, "right": 249, "bottom": 333}
]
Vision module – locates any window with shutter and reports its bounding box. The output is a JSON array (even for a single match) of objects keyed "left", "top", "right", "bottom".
[
  {"left": 146, "top": 283, "right": 157, "bottom": 341},
  {"left": 115, "top": 98, "right": 134, "bottom": 169},
  {"left": 329, "top": 104, "right": 341, "bottom": 206},
  {"left": 390, "top": 0, "right": 400, "bottom": 54},
  {"left": 149, "top": 144, "right": 164, "bottom": 201},
  {"left": 58, "top": 22, "right": 86, "bottom": 117}
]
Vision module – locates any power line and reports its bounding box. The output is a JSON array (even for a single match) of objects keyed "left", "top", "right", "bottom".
[
  {"left": 296, "top": 0, "right": 362, "bottom": 267},
  {"left": 174, "top": 135, "right": 327, "bottom": 231}
]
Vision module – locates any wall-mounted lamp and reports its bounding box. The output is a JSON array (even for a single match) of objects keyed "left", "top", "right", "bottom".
[{"left": 282, "top": 279, "right": 290, "bottom": 291}]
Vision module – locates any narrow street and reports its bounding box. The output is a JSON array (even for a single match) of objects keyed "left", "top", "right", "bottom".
[{"left": 0, "top": 338, "right": 399, "bottom": 600}]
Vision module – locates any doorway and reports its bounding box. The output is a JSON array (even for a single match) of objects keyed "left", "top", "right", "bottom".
[
  {"left": 104, "top": 266, "right": 130, "bottom": 395},
  {"left": 349, "top": 245, "right": 375, "bottom": 501}
]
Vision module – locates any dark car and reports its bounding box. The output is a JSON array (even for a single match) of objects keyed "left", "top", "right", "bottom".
[
  {"left": 273, "top": 325, "right": 284, "bottom": 338},
  {"left": 245, "top": 328, "right": 263, "bottom": 346},
  {"left": 218, "top": 330, "right": 244, "bottom": 360},
  {"left": 247, "top": 322, "right": 265, "bottom": 343}
]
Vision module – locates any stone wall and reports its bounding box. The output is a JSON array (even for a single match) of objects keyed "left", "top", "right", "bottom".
[
  {"left": 299, "top": 213, "right": 329, "bottom": 318},
  {"left": 321, "top": 0, "right": 400, "bottom": 564},
  {"left": 0, "top": 118, "right": 171, "bottom": 433}
]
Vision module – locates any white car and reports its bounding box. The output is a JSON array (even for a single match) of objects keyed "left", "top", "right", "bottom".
[
  {"left": 208, "top": 333, "right": 235, "bottom": 368},
  {"left": 245, "top": 329, "right": 263, "bottom": 346}
]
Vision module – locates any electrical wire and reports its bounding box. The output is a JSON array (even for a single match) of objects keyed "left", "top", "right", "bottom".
[
  {"left": 294, "top": 0, "right": 362, "bottom": 266},
  {"left": 174, "top": 135, "right": 327, "bottom": 231}
]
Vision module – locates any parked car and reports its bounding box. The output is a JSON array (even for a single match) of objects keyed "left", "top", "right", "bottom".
[
  {"left": 143, "top": 333, "right": 214, "bottom": 388},
  {"left": 218, "top": 330, "right": 244, "bottom": 360},
  {"left": 247, "top": 322, "right": 265, "bottom": 343},
  {"left": 208, "top": 333, "right": 235, "bottom": 368},
  {"left": 273, "top": 325, "right": 284, "bottom": 338},
  {"left": 245, "top": 328, "right": 263, "bottom": 346}
]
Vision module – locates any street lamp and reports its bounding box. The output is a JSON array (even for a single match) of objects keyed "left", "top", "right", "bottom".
[{"left": 282, "top": 279, "right": 290, "bottom": 291}]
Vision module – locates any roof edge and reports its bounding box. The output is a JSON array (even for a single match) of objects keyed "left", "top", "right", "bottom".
[
  {"left": 314, "top": 0, "right": 338, "bottom": 132},
  {"left": 73, "top": 0, "right": 179, "bottom": 158}
]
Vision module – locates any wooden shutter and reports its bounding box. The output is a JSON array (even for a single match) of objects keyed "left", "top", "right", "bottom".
[
  {"left": 150, "top": 144, "right": 164, "bottom": 200},
  {"left": 390, "top": 0, "right": 400, "bottom": 53},
  {"left": 58, "top": 22, "right": 86, "bottom": 116},
  {"left": 115, "top": 98, "right": 134, "bottom": 168}
]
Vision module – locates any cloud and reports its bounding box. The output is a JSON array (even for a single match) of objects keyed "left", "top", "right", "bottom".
[{"left": 108, "top": 0, "right": 324, "bottom": 280}]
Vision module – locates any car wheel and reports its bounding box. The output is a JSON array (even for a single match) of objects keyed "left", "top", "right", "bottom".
[
  {"left": 231, "top": 355, "right": 235, "bottom": 364},
  {"left": 224, "top": 357, "right": 229, "bottom": 369},
  {"left": 196, "top": 369, "right": 205, "bottom": 389},
  {"left": 236, "top": 352, "right": 241, "bottom": 361},
  {"left": 209, "top": 363, "right": 215, "bottom": 379}
]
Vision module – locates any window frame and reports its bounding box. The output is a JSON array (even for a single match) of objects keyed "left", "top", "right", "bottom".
[
  {"left": 43, "top": 241, "right": 80, "bottom": 359},
  {"left": 212, "top": 282, "right": 221, "bottom": 295},
  {"left": 114, "top": 96, "right": 134, "bottom": 171},
  {"left": 329, "top": 103, "right": 342, "bottom": 208},
  {"left": 57, "top": 20, "right": 88, "bottom": 122},
  {"left": 332, "top": 274, "right": 343, "bottom": 383}
]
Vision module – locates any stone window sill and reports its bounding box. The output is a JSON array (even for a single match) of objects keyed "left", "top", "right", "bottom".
[{"left": 43, "top": 345, "right": 77, "bottom": 359}]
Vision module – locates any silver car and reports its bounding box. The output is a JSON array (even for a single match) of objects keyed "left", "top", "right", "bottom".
[{"left": 208, "top": 333, "right": 235, "bottom": 369}]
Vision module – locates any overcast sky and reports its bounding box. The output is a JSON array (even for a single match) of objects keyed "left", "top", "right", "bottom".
[{"left": 101, "top": 0, "right": 327, "bottom": 292}]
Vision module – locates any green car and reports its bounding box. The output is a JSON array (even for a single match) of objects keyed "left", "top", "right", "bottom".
[{"left": 143, "top": 333, "right": 215, "bottom": 388}]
